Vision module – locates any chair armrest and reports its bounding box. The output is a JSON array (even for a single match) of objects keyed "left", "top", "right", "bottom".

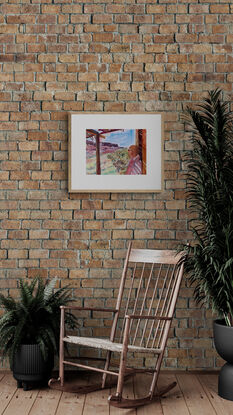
[
  {"left": 126, "top": 314, "right": 172, "bottom": 321},
  {"left": 60, "top": 306, "right": 117, "bottom": 313}
]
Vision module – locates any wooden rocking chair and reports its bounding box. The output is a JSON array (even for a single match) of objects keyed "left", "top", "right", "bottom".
[{"left": 49, "top": 242, "right": 184, "bottom": 409}]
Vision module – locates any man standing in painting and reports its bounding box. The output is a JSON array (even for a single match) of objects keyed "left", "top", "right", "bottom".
[{"left": 126, "top": 145, "right": 142, "bottom": 175}]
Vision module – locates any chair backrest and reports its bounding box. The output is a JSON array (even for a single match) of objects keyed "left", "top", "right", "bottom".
[{"left": 111, "top": 242, "right": 184, "bottom": 350}]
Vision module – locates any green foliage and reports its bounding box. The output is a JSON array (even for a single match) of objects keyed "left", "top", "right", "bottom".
[
  {"left": 0, "top": 277, "right": 77, "bottom": 365},
  {"left": 181, "top": 89, "right": 233, "bottom": 326},
  {"left": 107, "top": 148, "right": 129, "bottom": 174}
]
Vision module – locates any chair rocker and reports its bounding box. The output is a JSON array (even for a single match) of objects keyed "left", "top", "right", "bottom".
[{"left": 49, "top": 242, "right": 184, "bottom": 409}]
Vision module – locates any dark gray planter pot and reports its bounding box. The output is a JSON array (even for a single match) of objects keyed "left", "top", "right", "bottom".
[
  {"left": 12, "top": 344, "right": 54, "bottom": 391},
  {"left": 213, "top": 319, "right": 233, "bottom": 401}
]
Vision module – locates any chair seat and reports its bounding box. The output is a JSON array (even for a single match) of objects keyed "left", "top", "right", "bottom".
[{"left": 63, "top": 336, "right": 162, "bottom": 354}]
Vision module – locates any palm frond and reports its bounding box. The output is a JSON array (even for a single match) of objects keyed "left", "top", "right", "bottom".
[
  {"left": 43, "top": 277, "right": 57, "bottom": 302},
  {"left": 181, "top": 89, "right": 233, "bottom": 326}
]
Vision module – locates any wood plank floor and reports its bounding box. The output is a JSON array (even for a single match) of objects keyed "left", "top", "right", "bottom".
[{"left": 0, "top": 371, "right": 232, "bottom": 415}]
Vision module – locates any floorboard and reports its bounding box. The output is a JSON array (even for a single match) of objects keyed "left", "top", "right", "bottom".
[
  {"left": 0, "top": 373, "right": 18, "bottom": 414},
  {"left": 55, "top": 372, "right": 89, "bottom": 415},
  {"left": 135, "top": 373, "right": 163, "bottom": 415},
  {"left": 160, "top": 373, "right": 189, "bottom": 415},
  {"left": 198, "top": 374, "right": 233, "bottom": 415},
  {"left": 0, "top": 371, "right": 233, "bottom": 415},
  {"left": 176, "top": 373, "right": 217, "bottom": 415},
  {"left": 29, "top": 387, "right": 62, "bottom": 415},
  {"left": 83, "top": 374, "right": 109, "bottom": 415},
  {"left": 2, "top": 385, "right": 39, "bottom": 415}
]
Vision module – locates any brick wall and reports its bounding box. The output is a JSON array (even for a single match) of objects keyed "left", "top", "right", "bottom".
[{"left": 0, "top": 0, "right": 231, "bottom": 370}]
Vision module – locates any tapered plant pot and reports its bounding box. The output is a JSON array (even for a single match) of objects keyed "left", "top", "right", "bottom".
[
  {"left": 12, "top": 344, "right": 54, "bottom": 391},
  {"left": 213, "top": 319, "right": 233, "bottom": 401}
]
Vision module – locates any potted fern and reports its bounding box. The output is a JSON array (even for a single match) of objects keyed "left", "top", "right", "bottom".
[
  {"left": 0, "top": 277, "right": 77, "bottom": 391},
  {"left": 182, "top": 89, "right": 233, "bottom": 400}
]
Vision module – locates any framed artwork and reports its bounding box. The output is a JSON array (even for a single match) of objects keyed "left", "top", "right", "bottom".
[{"left": 68, "top": 113, "right": 163, "bottom": 193}]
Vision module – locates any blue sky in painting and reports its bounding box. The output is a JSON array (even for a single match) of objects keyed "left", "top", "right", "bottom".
[{"left": 97, "top": 129, "right": 135, "bottom": 148}]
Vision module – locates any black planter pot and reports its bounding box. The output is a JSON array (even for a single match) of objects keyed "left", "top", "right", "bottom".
[
  {"left": 12, "top": 344, "right": 54, "bottom": 391},
  {"left": 213, "top": 319, "right": 233, "bottom": 401}
]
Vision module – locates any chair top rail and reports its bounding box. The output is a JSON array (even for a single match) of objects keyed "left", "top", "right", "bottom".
[
  {"left": 60, "top": 306, "right": 117, "bottom": 313},
  {"left": 129, "top": 249, "right": 183, "bottom": 264}
]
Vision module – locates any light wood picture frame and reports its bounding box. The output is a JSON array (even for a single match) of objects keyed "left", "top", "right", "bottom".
[{"left": 68, "top": 112, "right": 164, "bottom": 193}]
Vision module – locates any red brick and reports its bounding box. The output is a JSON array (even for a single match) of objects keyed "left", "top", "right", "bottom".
[
  {"left": 210, "top": 4, "right": 229, "bottom": 14},
  {"left": 29, "top": 230, "right": 49, "bottom": 239}
]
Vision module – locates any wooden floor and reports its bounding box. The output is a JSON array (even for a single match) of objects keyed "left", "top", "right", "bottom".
[{"left": 0, "top": 371, "right": 233, "bottom": 415}]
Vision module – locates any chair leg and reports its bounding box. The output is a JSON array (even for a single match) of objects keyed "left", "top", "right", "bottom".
[
  {"left": 117, "top": 316, "right": 130, "bottom": 397},
  {"left": 149, "top": 353, "right": 162, "bottom": 397},
  {"left": 59, "top": 346, "right": 64, "bottom": 387},
  {"left": 108, "top": 317, "right": 130, "bottom": 403},
  {"left": 102, "top": 351, "right": 112, "bottom": 388},
  {"left": 149, "top": 352, "right": 177, "bottom": 400},
  {"left": 59, "top": 307, "right": 65, "bottom": 387},
  {"left": 116, "top": 349, "right": 126, "bottom": 396}
]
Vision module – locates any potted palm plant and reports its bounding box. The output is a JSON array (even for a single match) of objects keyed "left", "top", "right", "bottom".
[
  {"left": 0, "top": 277, "right": 77, "bottom": 391},
  {"left": 182, "top": 89, "right": 233, "bottom": 400}
]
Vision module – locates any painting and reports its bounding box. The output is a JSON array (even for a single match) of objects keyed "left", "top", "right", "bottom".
[
  {"left": 86, "top": 129, "right": 146, "bottom": 175},
  {"left": 69, "top": 113, "right": 163, "bottom": 192}
]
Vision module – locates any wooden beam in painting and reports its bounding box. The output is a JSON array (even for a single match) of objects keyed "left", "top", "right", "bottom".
[
  {"left": 135, "top": 129, "right": 146, "bottom": 175},
  {"left": 87, "top": 129, "right": 106, "bottom": 139},
  {"left": 86, "top": 129, "right": 103, "bottom": 175},
  {"left": 96, "top": 133, "right": 101, "bottom": 175},
  {"left": 86, "top": 129, "right": 123, "bottom": 176}
]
